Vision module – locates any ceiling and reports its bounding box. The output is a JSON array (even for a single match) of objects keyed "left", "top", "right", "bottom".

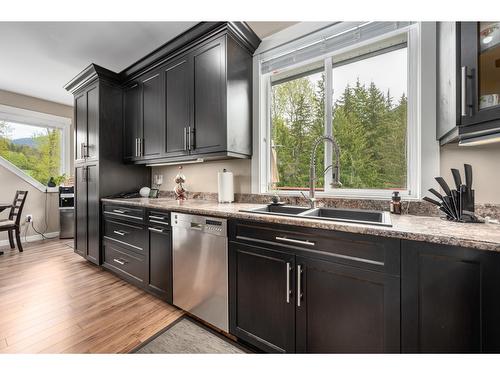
[
  {"left": 247, "top": 21, "right": 298, "bottom": 38},
  {"left": 0, "top": 22, "right": 296, "bottom": 107}
]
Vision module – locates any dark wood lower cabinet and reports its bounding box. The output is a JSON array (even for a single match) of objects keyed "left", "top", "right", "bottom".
[
  {"left": 402, "top": 240, "right": 500, "bottom": 353},
  {"left": 86, "top": 164, "right": 100, "bottom": 264},
  {"left": 75, "top": 164, "right": 99, "bottom": 264},
  {"left": 101, "top": 209, "right": 173, "bottom": 304},
  {"left": 148, "top": 227, "right": 173, "bottom": 303},
  {"left": 229, "top": 242, "right": 296, "bottom": 353},
  {"left": 228, "top": 237, "right": 400, "bottom": 353},
  {"left": 295, "top": 256, "right": 400, "bottom": 353}
]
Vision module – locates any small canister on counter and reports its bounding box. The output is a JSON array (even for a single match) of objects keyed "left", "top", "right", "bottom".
[{"left": 390, "top": 191, "right": 402, "bottom": 215}]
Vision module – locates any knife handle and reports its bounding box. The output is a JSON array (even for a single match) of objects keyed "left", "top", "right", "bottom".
[
  {"left": 451, "top": 169, "right": 462, "bottom": 190},
  {"left": 464, "top": 164, "right": 473, "bottom": 189},
  {"left": 428, "top": 188, "right": 443, "bottom": 201}
]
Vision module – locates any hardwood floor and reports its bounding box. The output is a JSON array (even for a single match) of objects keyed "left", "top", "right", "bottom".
[{"left": 0, "top": 239, "right": 183, "bottom": 353}]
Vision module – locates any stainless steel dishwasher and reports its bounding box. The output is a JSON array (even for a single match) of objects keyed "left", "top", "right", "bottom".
[{"left": 171, "top": 212, "right": 228, "bottom": 332}]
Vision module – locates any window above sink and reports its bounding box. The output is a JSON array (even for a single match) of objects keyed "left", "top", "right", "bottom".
[{"left": 252, "top": 22, "right": 440, "bottom": 201}]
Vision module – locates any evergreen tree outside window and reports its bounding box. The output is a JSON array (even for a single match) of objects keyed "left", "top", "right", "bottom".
[{"left": 270, "top": 44, "right": 408, "bottom": 192}]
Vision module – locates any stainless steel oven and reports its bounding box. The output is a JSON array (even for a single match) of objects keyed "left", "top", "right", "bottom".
[
  {"left": 59, "top": 186, "right": 74, "bottom": 239},
  {"left": 171, "top": 212, "right": 228, "bottom": 332}
]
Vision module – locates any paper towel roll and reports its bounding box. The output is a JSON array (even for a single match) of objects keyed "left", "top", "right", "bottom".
[{"left": 218, "top": 169, "right": 234, "bottom": 203}]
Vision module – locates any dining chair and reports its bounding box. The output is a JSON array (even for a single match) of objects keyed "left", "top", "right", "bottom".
[{"left": 0, "top": 190, "right": 28, "bottom": 252}]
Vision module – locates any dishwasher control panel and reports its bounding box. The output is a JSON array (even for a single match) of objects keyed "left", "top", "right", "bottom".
[{"left": 172, "top": 212, "right": 227, "bottom": 237}]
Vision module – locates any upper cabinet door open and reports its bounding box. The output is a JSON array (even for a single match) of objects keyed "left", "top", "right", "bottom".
[{"left": 461, "top": 22, "right": 500, "bottom": 126}]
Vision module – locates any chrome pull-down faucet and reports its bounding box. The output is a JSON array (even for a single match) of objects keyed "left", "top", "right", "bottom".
[{"left": 303, "top": 135, "right": 341, "bottom": 208}]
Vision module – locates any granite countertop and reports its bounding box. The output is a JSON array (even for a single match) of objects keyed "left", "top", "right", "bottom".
[{"left": 101, "top": 197, "right": 500, "bottom": 252}]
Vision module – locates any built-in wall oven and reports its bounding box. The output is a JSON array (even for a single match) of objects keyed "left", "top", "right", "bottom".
[
  {"left": 171, "top": 212, "right": 228, "bottom": 332},
  {"left": 59, "top": 186, "right": 74, "bottom": 239}
]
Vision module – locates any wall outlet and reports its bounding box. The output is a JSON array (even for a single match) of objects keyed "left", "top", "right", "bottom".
[{"left": 25, "top": 214, "right": 33, "bottom": 223}]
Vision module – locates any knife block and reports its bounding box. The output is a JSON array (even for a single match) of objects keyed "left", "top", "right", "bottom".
[{"left": 459, "top": 188, "right": 478, "bottom": 222}]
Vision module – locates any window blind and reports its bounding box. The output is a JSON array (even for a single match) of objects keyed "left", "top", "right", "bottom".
[{"left": 260, "top": 21, "right": 413, "bottom": 75}]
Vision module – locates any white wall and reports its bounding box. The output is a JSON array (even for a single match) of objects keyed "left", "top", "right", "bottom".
[
  {"left": 440, "top": 143, "right": 500, "bottom": 204},
  {"left": 0, "top": 90, "right": 73, "bottom": 244}
]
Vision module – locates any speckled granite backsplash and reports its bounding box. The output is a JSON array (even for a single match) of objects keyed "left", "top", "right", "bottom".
[{"left": 157, "top": 191, "right": 500, "bottom": 219}]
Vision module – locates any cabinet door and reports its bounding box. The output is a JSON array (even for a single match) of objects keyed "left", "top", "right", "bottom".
[
  {"left": 296, "top": 256, "right": 400, "bottom": 353},
  {"left": 74, "top": 165, "right": 87, "bottom": 258},
  {"left": 402, "top": 240, "right": 480, "bottom": 352},
  {"left": 86, "top": 85, "right": 99, "bottom": 161},
  {"left": 123, "top": 83, "right": 141, "bottom": 161},
  {"left": 164, "top": 56, "right": 191, "bottom": 157},
  {"left": 461, "top": 22, "right": 500, "bottom": 126},
  {"left": 74, "top": 92, "right": 87, "bottom": 163},
  {"left": 436, "top": 22, "right": 461, "bottom": 140},
  {"left": 229, "top": 242, "right": 295, "bottom": 353},
  {"left": 191, "top": 37, "right": 226, "bottom": 154},
  {"left": 402, "top": 240, "right": 500, "bottom": 353},
  {"left": 86, "top": 164, "right": 100, "bottom": 265},
  {"left": 141, "top": 71, "right": 163, "bottom": 158},
  {"left": 148, "top": 228, "right": 172, "bottom": 302}
]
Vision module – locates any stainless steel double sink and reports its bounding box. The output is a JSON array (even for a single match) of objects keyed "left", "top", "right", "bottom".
[{"left": 240, "top": 204, "right": 392, "bottom": 227}]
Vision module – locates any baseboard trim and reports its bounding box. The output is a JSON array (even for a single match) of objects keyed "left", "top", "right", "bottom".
[{"left": 0, "top": 231, "right": 60, "bottom": 248}]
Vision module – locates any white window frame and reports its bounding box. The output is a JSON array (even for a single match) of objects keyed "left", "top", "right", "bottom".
[
  {"left": 0, "top": 104, "right": 72, "bottom": 192},
  {"left": 252, "top": 22, "right": 439, "bottom": 200}
]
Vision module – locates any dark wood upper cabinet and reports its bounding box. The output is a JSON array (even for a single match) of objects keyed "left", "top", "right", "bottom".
[
  {"left": 141, "top": 71, "right": 163, "bottom": 158},
  {"left": 123, "top": 83, "right": 141, "bottom": 161},
  {"left": 191, "top": 37, "right": 226, "bottom": 155},
  {"left": 437, "top": 22, "right": 500, "bottom": 143},
  {"left": 121, "top": 23, "right": 258, "bottom": 164},
  {"left": 402, "top": 240, "right": 500, "bottom": 353},
  {"left": 295, "top": 256, "right": 400, "bottom": 353},
  {"left": 461, "top": 22, "right": 500, "bottom": 128},
  {"left": 65, "top": 64, "right": 150, "bottom": 265},
  {"left": 75, "top": 92, "right": 87, "bottom": 163},
  {"left": 229, "top": 242, "right": 296, "bottom": 353},
  {"left": 164, "top": 55, "right": 191, "bottom": 157},
  {"left": 86, "top": 85, "right": 99, "bottom": 162}
]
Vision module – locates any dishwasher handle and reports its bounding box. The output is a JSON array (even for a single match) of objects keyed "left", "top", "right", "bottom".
[{"left": 190, "top": 222, "right": 203, "bottom": 230}]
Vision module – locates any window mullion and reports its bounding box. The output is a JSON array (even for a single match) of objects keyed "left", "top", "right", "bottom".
[{"left": 324, "top": 57, "right": 333, "bottom": 192}]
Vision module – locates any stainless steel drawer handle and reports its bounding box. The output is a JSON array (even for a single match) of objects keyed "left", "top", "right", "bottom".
[
  {"left": 113, "top": 258, "right": 126, "bottom": 265},
  {"left": 112, "top": 209, "right": 128, "bottom": 214},
  {"left": 297, "top": 265, "right": 303, "bottom": 307},
  {"left": 286, "top": 262, "right": 292, "bottom": 304},
  {"left": 149, "top": 215, "right": 167, "bottom": 220},
  {"left": 275, "top": 236, "right": 315, "bottom": 247},
  {"left": 113, "top": 230, "right": 128, "bottom": 236},
  {"left": 148, "top": 227, "right": 165, "bottom": 233}
]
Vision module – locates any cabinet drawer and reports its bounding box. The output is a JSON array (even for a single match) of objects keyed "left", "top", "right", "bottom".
[
  {"left": 147, "top": 210, "right": 170, "bottom": 226},
  {"left": 103, "top": 204, "right": 145, "bottom": 223},
  {"left": 229, "top": 220, "right": 400, "bottom": 275},
  {"left": 103, "top": 218, "right": 146, "bottom": 254},
  {"left": 103, "top": 241, "right": 146, "bottom": 283}
]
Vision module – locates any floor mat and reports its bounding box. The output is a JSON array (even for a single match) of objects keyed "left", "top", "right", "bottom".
[{"left": 133, "top": 317, "right": 248, "bottom": 354}]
